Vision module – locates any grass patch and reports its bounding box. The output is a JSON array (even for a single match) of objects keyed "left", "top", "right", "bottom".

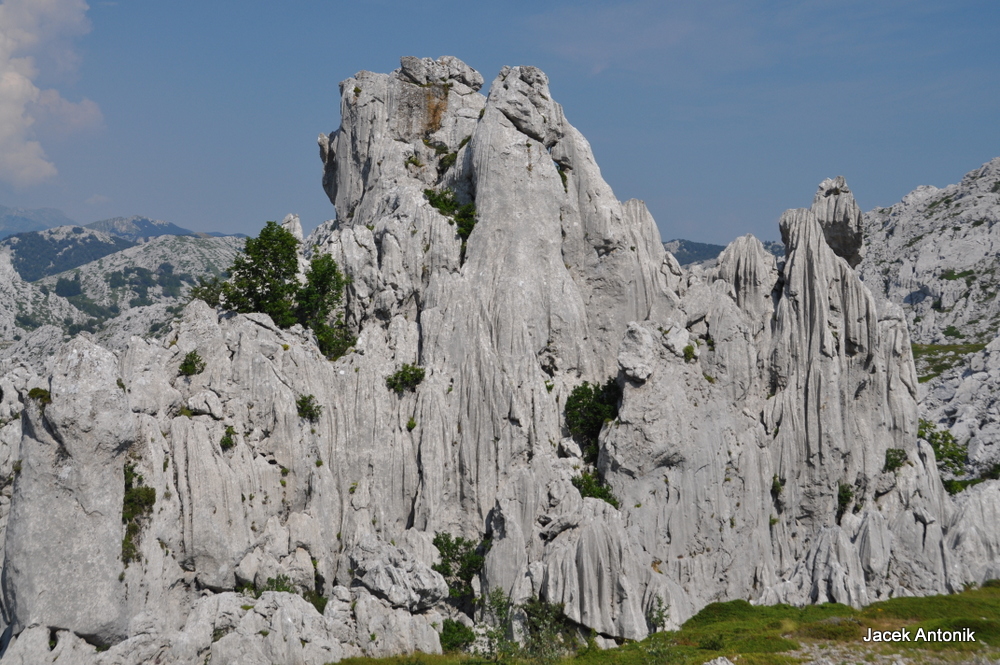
[{"left": 335, "top": 586, "right": 1000, "bottom": 665}]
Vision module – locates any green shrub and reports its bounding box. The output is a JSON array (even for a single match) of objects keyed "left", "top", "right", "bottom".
[
  {"left": 565, "top": 378, "right": 620, "bottom": 464},
  {"left": 220, "top": 222, "right": 353, "bottom": 360},
  {"left": 178, "top": 350, "right": 206, "bottom": 376},
  {"left": 919, "top": 419, "right": 967, "bottom": 475},
  {"left": 296, "top": 395, "right": 323, "bottom": 422},
  {"left": 683, "top": 344, "right": 696, "bottom": 363},
  {"left": 437, "top": 151, "right": 457, "bottom": 175},
  {"left": 432, "top": 532, "right": 490, "bottom": 601},
  {"left": 521, "top": 596, "right": 577, "bottom": 662},
  {"left": 440, "top": 618, "right": 475, "bottom": 653},
  {"left": 572, "top": 471, "right": 620, "bottom": 509},
  {"left": 122, "top": 463, "right": 156, "bottom": 566},
  {"left": 220, "top": 426, "right": 236, "bottom": 451},
  {"left": 424, "top": 188, "right": 477, "bottom": 243},
  {"left": 884, "top": 448, "right": 907, "bottom": 472},
  {"left": 940, "top": 268, "right": 975, "bottom": 281},
  {"left": 258, "top": 575, "right": 295, "bottom": 595},
  {"left": 27, "top": 387, "right": 52, "bottom": 407},
  {"left": 302, "top": 589, "right": 327, "bottom": 614},
  {"left": 943, "top": 325, "right": 964, "bottom": 339},
  {"left": 406, "top": 417, "right": 416, "bottom": 431},
  {"left": 771, "top": 475, "right": 784, "bottom": 501},
  {"left": 385, "top": 364, "right": 425, "bottom": 394},
  {"left": 836, "top": 483, "right": 853, "bottom": 521}
]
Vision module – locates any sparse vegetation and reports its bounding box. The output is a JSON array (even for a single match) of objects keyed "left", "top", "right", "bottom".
[
  {"left": 431, "top": 532, "right": 490, "bottom": 602},
  {"left": 296, "top": 394, "right": 323, "bottom": 422},
  {"left": 683, "top": 344, "right": 696, "bottom": 363},
  {"left": 440, "top": 618, "right": 476, "bottom": 653},
  {"left": 385, "top": 364, "right": 425, "bottom": 394},
  {"left": 220, "top": 425, "right": 236, "bottom": 451},
  {"left": 424, "top": 188, "right": 477, "bottom": 249},
  {"left": 912, "top": 342, "right": 986, "bottom": 382},
  {"left": 836, "top": 482, "right": 853, "bottom": 522},
  {"left": 189, "top": 275, "right": 224, "bottom": 307},
  {"left": 122, "top": 463, "right": 156, "bottom": 566},
  {"left": 27, "top": 387, "right": 52, "bottom": 409},
  {"left": 178, "top": 350, "right": 206, "bottom": 376},
  {"left": 564, "top": 378, "right": 621, "bottom": 464},
  {"left": 572, "top": 471, "right": 620, "bottom": 509},
  {"left": 883, "top": 448, "right": 908, "bottom": 473}
]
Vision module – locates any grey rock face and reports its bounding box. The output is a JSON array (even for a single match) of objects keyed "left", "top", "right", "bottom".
[
  {"left": 347, "top": 535, "right": 448, "bottom": 611},
  {"left": 2, "top": 338, "right": 136, "bottom": 645},
  {"left": 811, "top": 176, "right": 864, "bottom": 268}
]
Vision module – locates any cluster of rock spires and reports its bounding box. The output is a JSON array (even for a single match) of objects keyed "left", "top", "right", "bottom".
[{"left": 0, "top": 56, "right": 997, "bottom": 664}]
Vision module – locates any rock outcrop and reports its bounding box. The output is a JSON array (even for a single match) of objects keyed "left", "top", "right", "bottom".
[
  {"left": 858, "top": 157, "right": 1000, "bottom": 472},
  {"left": 0, "top": 56, "right": 996, "bottom": 664}
]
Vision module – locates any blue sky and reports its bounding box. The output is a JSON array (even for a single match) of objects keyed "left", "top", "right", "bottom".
[{"left": 1, "top": 0, "right": 998, "bottom": 244}]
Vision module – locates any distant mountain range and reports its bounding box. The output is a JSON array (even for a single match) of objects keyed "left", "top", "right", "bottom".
[
  {"left": 663, "top": 238, "right": 784, "bottom": 265},
  {"left": 84, "top": 215, "right": 197, "bottom": 241},
  {"left": 0, "top": 208, "right": 247, "bottom": 283}
]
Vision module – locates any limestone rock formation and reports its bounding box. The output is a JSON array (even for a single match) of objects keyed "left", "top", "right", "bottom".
[
  {"left": 0, "top": 56, "right": 996, "bottom": 664},
  {"left": 858, "top": 157, "right": 1000, "bottom": 473}
]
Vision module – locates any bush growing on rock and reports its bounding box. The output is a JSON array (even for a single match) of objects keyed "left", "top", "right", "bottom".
[
  {"left": 27, "top": 387, "right": 52, "bottom": 408},
  {"left": 432, "top": 532, "right": 490, "bottom": 601},
  {"left": 219, "top": 426, "right": 236, "bottom": 451},
  {"left": 189, "top": 275, "right": 224, "bottom": 307},
  {"left": 440, "top": 618, "right": 475, "bottom": 653},
  {"left": 521, "top": 596, "right": 578, "bottom": 663},
  {"left": 296, "top": 394, "right": 323, "bottom": 422},
  {"left": 572, "top": 471, "right": 620, "bottom": 509},
  {"left": 564, "top": 378, "right": 620, "bottom": 464},
  {"left": 918, "top": 418, "right": 967, "bottom": 476},
  {"left": 122, "top": 463, "right": 156, "bottom": 566},
  {"left": 178, "top": 350, "right": 206, "bottom": 376},
  {"left": 385, "top": 364, "right": 425, "bottom": 394},
  {"left": 883, "top": 448, "right": 907, "bottom": 473},
  {"left": 424, "top": 188, "right": 477, "bottom": 244},
  {"left": 836, "top": 483, "right": 854, "bottom": 522}
]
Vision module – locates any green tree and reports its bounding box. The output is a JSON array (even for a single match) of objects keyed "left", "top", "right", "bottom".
[
  {"left": 223, "top": 221, "right": 300, "bottom": 328},
  {"left": 220, "top": 222, "right": 354, "bottom": 359},
  {"left": 296, "top": 253, "right": 354, "bottom": 359}
]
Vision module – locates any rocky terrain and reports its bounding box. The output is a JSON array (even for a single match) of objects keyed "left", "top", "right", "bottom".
[
  {"left": 0, "top": 233, "right": 241, "bottom": 358},
  {"left": 858, "top": 159, "right": 1000, "bottom": 475},
  {"left": 0, "top": 56, "right": 996, "bottom": 665}
]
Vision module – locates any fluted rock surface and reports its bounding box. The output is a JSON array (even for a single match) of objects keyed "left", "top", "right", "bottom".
[{"left": 0, "top": 56, "right": 996, "bottom": 664}]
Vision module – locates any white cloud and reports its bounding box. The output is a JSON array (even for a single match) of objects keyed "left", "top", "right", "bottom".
[
  {"left": 85, "top": 193, "right": 109, "bottom": 205},
  {"left": 0, "top": 0, "right": 102, "bottom": 187}
]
